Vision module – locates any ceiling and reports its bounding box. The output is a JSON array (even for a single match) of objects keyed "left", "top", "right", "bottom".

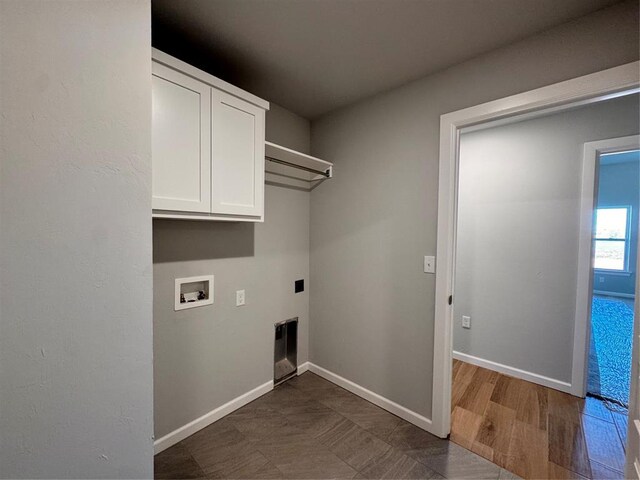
[{"left": 152, "top": 0, "right": 621, "bottom": 119}]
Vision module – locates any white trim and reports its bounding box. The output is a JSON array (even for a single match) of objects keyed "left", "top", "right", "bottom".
[
  {"left": 624, "top": 239, "right": 640, "bottom": 478},
  {"left": 307, "top": 363, "right": 434, "bottom": 433},
  {"left": 434, "top": 61, "right": 640, "bottom": 438},
  {"left": 573, "top": 139, "right": 598, "bottom": 397},
  {"left": 452, "top": 351, "right": 572, "bottom": 393},
  {"left": 153, "top": 380, "right": 273, "bottom": 454},
  {"left": 593, "top": 290, "right": 636, "bottom": 299},
  {"left": 575, "top": 136, "right": 640, "bottom": 397},
  {"left": 297, "top": 361, "right": 310, "bottom": 374}
]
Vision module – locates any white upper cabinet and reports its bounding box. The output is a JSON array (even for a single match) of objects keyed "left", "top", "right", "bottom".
[
  {"left": 151, "top": 49, "right": 268, "bottom": 222},
  {"left": 152, "top": 63, "right": 211, "bottom": 213},
  {"left": 211, "top": 90, "right": 264, "bottom": 218}
]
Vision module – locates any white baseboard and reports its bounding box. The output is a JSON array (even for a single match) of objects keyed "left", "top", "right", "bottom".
[
  {"left": 594, "top": 290, "right": 635, "bottom": 299},
  {"left": 307, "top": 363, "right": 434, "bottom": 433},
  {"left": 153, "top": 380, "right": 273, "bottom": 454},
  {"left": 452, "top": 351, "right": 572, "bottom": 394},
  {"left": 297, "top": 361, "right": 310, "bottom": 374},
  {"left": 154, "top": 361, "right": 436, "bottom": 454}
]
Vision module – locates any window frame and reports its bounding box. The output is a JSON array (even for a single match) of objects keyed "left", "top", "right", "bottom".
[{"left": 593, "top": 205, "right": 632, "bottom": 273}]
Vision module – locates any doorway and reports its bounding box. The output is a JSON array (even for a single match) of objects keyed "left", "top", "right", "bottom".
[
  {"left": 587, "top": 149, "right": 639, "bottom": 412},
  {"left": 432, "top": 63, "right": 640, "bottom": 479},
  {"left": 432, "top": 62, "right": 640, "bottom": 438},
  {"left": 446, "top": 103, "right": 638, "bottom": 478}
]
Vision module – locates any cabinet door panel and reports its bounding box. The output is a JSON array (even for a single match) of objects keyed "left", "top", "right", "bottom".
[
  {"left": 211, "top": 89, "right": 264, "bottom": 217},
  {"left": 152, "top": 62, "right": 211, "bottom": 212}
]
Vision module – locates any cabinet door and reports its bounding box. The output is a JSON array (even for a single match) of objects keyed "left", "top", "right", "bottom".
[
  {"left": 211, "top": 89, "right": 265, "bottom": 218},
  {"left": 152, "top": 62, "right": 211, "bottom": 213}
]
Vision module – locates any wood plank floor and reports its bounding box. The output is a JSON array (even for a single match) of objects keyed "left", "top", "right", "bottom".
[
  {"left": 155, "top": 372, "right": 515, "bottom": 479},
  {"left": 451, "top": 360, "right": 628, "bottom": 480}
]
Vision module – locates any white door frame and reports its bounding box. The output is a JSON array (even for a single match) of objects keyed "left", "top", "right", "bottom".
[
  {"left": 626, "top": 244, "right": 640, "bottom": 479},
  {"left": 574, "top": 135, "right": 640, "bottom": 398},
  {"left": 432, "top": 61, "right": 640, "bottom": 438}
]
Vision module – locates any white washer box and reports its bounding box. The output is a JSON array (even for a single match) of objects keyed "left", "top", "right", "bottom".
[{"left": 174, "top": 275, "right": 214, "bottom": 311}]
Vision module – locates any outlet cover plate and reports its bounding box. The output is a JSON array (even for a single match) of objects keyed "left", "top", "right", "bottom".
[{"left": 236, "top": 289, "right": 246, "bottom": 306}]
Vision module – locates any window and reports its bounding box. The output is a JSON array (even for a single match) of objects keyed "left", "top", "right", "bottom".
[{"left": 594, "top": 206, "right": 631, "bottom": 271}]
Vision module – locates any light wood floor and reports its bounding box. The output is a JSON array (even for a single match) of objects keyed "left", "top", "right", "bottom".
[{"left": 451, "top": 360, "right": 628, "bottom": 480}]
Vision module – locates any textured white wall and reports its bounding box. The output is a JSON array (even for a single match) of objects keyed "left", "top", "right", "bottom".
[
  {"left": 454, "top": 94, "right": 639, "bottom": 383},
  {"left": 310, "top": 1, "right": 639, "bottom": 420},
  {"left": 0, "top": 1, "right": 153, "bottom": 477}
]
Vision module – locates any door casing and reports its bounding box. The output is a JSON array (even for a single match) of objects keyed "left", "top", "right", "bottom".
[
  {"left": 432, "top": 61, "right": 640, "bottom": 438},
  {"left": 574, "top": 135, "right": 640, "bottom": 399}
]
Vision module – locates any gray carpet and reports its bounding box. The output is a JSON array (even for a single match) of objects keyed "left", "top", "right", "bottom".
[{"left": 587, "top": 296, "right": 634, "bottom": 409}]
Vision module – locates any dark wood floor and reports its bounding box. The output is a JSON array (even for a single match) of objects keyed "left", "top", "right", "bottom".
[
  {"left": 155, "top": 372, "right": 517, "bottom": 479},
  {"left": 451, "top": 359, "right": 628, "bottom": 480}
]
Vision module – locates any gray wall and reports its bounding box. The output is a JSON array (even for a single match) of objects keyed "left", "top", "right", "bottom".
[
  {"left": 453, "top": 95, "right": 639, "bottom": 383},
  {"left": 309, "top": 0, "right": 639, "bottom": 419},
  {"left": 595, "top": 158, "right": 639, "bottom": 296},
  {"left": 153, "top": 104, "right": 310, "bottom": 438},
  {"left": 0, "top": 1, "right": 153, "bottom": 478},
  {"left": 266, "top": 103, "right": 311, "bottom": 154}
]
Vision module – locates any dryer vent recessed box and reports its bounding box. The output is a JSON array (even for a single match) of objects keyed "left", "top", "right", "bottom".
[{"left": 175, "top": 275, "right": 214, "bottom": 311}]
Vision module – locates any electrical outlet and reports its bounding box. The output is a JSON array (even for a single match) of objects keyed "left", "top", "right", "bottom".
[
  {"left": 236, "top": 289, "right": 245, "bottom": 306},
  {"left": 599, "top": 276, "right": 605, "bottom": 283},
  {"left": 462, "top": 315, "right": 471, "bottom": 329},
  {"left": 424, "top": 256, "right": 436, "bottom": 274}
]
